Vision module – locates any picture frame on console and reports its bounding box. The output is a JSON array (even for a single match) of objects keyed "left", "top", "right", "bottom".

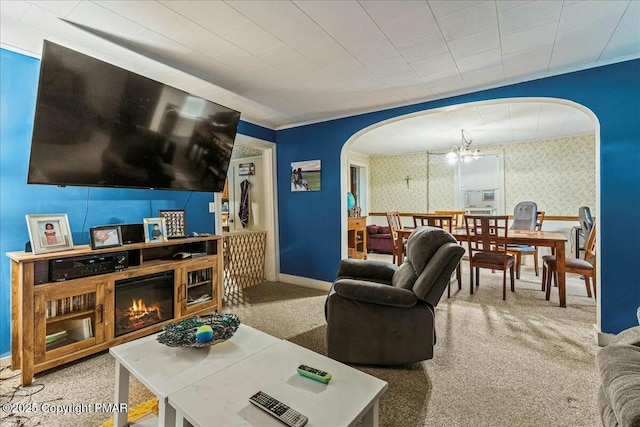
[
  {"left": 143, "top": 217, "right": 168, "bottom": 243},
  {"left": 26, "top": 213, "right": 74, "bottom": 255},
  {"left": 89, "top": 225, "right": 123, "bottom": 250},
  {"left": 158, "top": 210, "right": 186, "bottom": 239}
]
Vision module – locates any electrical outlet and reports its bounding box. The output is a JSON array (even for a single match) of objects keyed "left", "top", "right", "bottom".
[{"left": 208, "top": 202, "right": 215, "bottom": 213}]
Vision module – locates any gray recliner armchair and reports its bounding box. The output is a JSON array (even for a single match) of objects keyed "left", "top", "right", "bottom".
[{"left": 325, "top": 226, "right": 465, "bottom": 365}]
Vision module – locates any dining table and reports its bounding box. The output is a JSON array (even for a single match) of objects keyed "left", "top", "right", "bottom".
[{"left": 397, "top": 227, "right": 570, "bottom": 307}]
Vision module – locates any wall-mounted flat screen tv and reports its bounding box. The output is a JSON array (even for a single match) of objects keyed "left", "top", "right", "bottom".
[{"left": 27, "top": 41, "right": 241, "bottom": 192}]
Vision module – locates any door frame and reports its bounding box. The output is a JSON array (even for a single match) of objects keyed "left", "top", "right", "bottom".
[{"left": 215, "top": 134, "right": 279, "bottom": 281}]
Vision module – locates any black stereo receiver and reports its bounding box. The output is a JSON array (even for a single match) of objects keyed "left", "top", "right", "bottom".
[{"left": 50, "top": 251, "right": 129, "bottom": 282}]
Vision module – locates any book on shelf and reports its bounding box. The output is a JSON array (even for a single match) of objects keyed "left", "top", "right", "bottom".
[
  {"left": 45, "top": 330, "right": 68, "bottom": 344},
  {"left": 65, "top": 317, "right": 93, "bottom": 341}
]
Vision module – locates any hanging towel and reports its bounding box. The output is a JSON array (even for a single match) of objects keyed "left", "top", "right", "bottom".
[{"left": 239, "top": 179, "right": 250, "bottom": 228}]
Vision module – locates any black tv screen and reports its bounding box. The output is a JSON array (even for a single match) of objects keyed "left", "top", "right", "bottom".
[{"left": 28, "top": 41, "right": 240, "bottom": 192}]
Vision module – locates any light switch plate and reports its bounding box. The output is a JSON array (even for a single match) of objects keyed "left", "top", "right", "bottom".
[{"left": 208, "top": 202, "right": 215, "bottom": 213}]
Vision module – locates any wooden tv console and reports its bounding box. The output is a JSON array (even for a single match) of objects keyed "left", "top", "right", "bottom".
[{"left": 6, "top": 236, "right": 223, "bottom": 386}]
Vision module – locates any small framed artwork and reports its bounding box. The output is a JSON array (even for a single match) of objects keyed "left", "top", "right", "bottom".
[
  {"left": 143, "top": 218, "right": 168, "bottom": 243},
  {"left": 291, "top": 160, "right": 321, "bottom": 192},
  {"left": 26, "top": 214, "right": 74, "bottom": 255},
  {"left": 89, "top": 225, "right": 123, "bottom": 250},
  {"left": 159, "top": 210, "right": 186, "bottom": 239}
]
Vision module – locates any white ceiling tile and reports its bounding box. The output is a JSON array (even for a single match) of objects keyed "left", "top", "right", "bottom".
[
  {"left": 295, "top": 1, "right": 368, "bottom": 27},
  {"left": 550, "top": 20, "right": 619, "bottom": 69},
  {"left": 377, "top": 5, "right": 439, "bottom": 45},
  {"left": 367, "top": 56, "right": 414, "bottom": 79},
  {"left": 254, "top": 43, "right": 314, "bottom": 71},
  {"left": 0, "top": 14, "right": 47, "bottom": 53},
  {"left": 501, "top": 22, "right": 557, "bottom": 56},
  {"left": 461, "top": 63, "right": 505, "bottom": 85},
  {"left": 599, "top": 21, "right": 640, "bottom": 61},
  {"left": 420, "top": 69, "right": 464, "bottom": 87},
  {"left": 339, "top": 74, "right": 383, "bottom": 91},
  {"left": 66, "top": 2, "right": 145, "bottom": 39},
  {"left": 496, "top": 1, "right": 531, "bottom": 13},
  {"left": 96, "top": 1, "right": 193, "bottom": 38},
  {"left": 361, "top": 1, "right": 426, "bottom": 23},
  {"left": 348, "top": 38, "right": 400, "bottom": 64},
  {"left": 299, "top": 39, "right": 354, "bottom": 67},
  {"left": 174, "top": 25, "right": 235, "bottom": 58},
  {"left": 270, "top": 14, "right": 332, "bottom": 48},
  {"left": 411, "top": 52, "right": 457, "bottom": 77},
  {"left": 27, "top": 1, "right": 80, "bottom": 17},
  {"left": 558, "top": 0, "right": 630, "bottom": 33},
  {"left": 159, "top": 0, "right": 247, "bottom": 35},
  {"left": 131, "top": 28, "right": 192, "bottom": 56},
  {"left": 392, "top": 84, "right": 433, "bottom": 103},
  {"left": 211, "top": 47, "right": 268, "bottom": 71},
  {"left": 220, "top": 20, "right": 281, "bottom": 55},
  {"left": 448, "top": 27, "right": 499, "bottom": 59},
  {"left": 428, "top": 1, "right": 485, "bottom": 18},
  {"left": 397, "top": 32, "right": 449, "bottom": 63},
  {"left": 498, "top": 1, "right": 562, "bottom": 37},
  {"left": 322, "top": 16, "right": 385, "bottom": 47},
  {"left": 321, "top": 58, "right": 369, "bottom": 81},
  {"left": 21, "top": 4, "right": 98, "bottom": 44},
  {"left": 379, "top": 71, "right": 422, "bottom": 88},
  {"left": 436, "top": 1, "right": 497, "bottom": 41},
  {"left": 227, "top": 0, "right": 303, "bottom": 31},
  {"left": 616, "top": 0, "right": 640, "bottom": 28},
  {"left": 455, "top": 48, "right": 502, "bottom": 73},
  {"left": 503, "top": 44, "right": 552, "bottom": 79},
  {"left": 1, "top": 1, "right": 30, "bottom": 21}
]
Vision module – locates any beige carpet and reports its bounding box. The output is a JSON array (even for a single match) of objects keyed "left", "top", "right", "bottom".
[{"left": 0, "top": 262, "right": 599, "bottom": 427}]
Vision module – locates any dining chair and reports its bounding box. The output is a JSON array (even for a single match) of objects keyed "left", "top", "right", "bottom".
[
  {"left": 412, "top": 214, "right": 463, "bottom": 297},
  {"left": 508, "top": 211, "right": 545, "bottom": 279},
  {"left": 542, "top": 222, "right": 597, "bottom": 301},
  {"left": 464, "top": 215, "right": 515, "bottom": 300},
  {"left": 386, "top": 211, "right": 404, "bottom": 265},
  {"left": 435, "top": 210, "right": 465, "bottom": 229}
]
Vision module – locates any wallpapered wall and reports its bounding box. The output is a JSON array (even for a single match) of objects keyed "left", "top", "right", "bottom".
[{"left": 365, "top": 133, "right": 595, "bottom": 215}]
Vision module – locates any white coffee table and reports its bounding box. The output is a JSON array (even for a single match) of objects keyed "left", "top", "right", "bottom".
[
  {"left": 109, "top": 324, "right": 280, "bottom": 427},
  {"left": 168, "top": 340, "right": 388, "bottom": 427}
]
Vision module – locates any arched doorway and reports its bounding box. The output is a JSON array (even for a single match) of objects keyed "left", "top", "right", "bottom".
[{"left": 339, "top": 97, "right": 601, "bottom": 328}]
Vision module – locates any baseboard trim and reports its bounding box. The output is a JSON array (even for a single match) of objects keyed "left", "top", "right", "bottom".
[
  {"left": 594, "top": 324, "right": 615, "bottom": 347},
  {"left": 279, "top": 274, "right": 331, "bottom": 292},
  {"left": 1, "top": 354, "right": 11, "bottom": 367}
]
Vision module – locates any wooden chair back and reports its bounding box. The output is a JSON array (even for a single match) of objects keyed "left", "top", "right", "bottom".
[
  {"left": 386, "top": 211, "right": 403, "bottom": 263},
  {"left": 535, "top": 211, "right": 545, "bottom": 231},
  {"left": 413, "top": 214, "right": 453, "bottom": 232},
  {"left": 464, "top": 215, "right": 510, "bottom": 258},
  {"left": 584, "top": 222, "right": 597, "bottom": 263},
  {"left": 435, "top": 210, "right": 465, "bottom": 228}
]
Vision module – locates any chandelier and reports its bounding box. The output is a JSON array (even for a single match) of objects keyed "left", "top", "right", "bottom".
[{"left": 445, "top": 129, "right": 481, "bottom": 163}]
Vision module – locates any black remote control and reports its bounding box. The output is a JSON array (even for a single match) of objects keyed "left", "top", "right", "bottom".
[{"left": 249, "top": 391, "right": 308, "bottom": 427}]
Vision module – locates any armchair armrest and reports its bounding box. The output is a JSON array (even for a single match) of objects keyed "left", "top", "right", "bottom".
[
  {"left": 333, "top": 278, "right": 417, "bottom": 308},
  {"left": 336, "top": 259, "right": 397, "bottom": 283}
]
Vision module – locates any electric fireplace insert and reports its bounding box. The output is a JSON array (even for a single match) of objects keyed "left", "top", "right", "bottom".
[{"left": 114, "top": 271, "right": 174, "bottom": 337}]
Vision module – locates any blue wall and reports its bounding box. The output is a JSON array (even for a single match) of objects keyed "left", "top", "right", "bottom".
[
  {"left": 0, "top": 49, "right": 274, "bottom": 357},
  {"left": 277, "top": 59, "right": 640, "bottom": 335}
]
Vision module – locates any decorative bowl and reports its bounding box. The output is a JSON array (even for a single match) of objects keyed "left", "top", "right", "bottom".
[{"left": 157, "top": 313, "right": 240, "bottom": 348}]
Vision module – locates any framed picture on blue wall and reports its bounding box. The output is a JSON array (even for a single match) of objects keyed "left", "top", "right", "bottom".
[
  {"left": 291, "top": 160, "right": 321, "bottom": 192},
  {"left": 26, "top": 213, "right": 74, "bottom": 254}
]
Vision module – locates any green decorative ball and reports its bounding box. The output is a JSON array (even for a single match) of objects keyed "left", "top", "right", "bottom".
[{"left": 195, "top": 325, "right": 214, "bottom": 343}]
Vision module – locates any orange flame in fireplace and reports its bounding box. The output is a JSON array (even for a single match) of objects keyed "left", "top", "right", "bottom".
[{"left": 127, "top": 298, "right": 161, "bottom": 319}]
